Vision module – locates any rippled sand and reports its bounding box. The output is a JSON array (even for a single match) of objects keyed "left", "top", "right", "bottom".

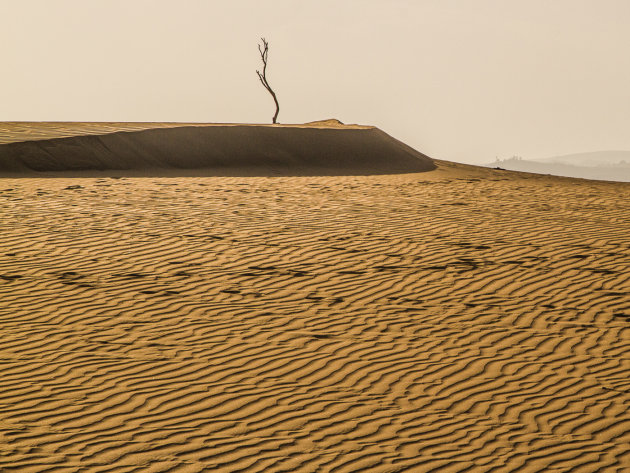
[
  {"left": 1, "top": 123, "right": 629, "bottom": 472},
  {"left": 0, "top": 119, "right": 369, "bottom": 145}
]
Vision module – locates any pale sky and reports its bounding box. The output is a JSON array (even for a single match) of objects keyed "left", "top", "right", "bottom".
[{"left": 1, "top": 0, "right": 629, "bottom": 163}]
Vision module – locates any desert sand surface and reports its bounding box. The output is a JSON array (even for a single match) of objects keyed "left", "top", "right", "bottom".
[
  {"left": 1, "top": 123, "right": 630, "bottom": 472},
  {"left": 0, "top": 120, "right": 369, "bottom": 146},
  {"left": 486, "top": 158, "right": 630, "bottom": 183}
]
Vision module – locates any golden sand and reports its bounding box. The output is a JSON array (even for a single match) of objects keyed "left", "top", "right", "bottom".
[
  {"left": 0, "top": 119, "right": 370, "bottom": 146},
  {"left": 0, "top": 124, "right": 629, "bottom": 471}
]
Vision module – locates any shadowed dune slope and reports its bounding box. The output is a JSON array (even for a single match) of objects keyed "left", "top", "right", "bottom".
[{"left": 0, "top": 125, "right": 434, "bottom": 176}]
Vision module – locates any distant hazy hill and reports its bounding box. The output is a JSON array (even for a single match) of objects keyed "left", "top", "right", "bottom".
[
  {"left": 486, "top": 151, "right": 630, "bottom": 182},
  {"left": 538, "top": 150, "right": 630, "bottom": 166}
]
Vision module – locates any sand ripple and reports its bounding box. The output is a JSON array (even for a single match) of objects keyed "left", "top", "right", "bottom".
[{"left": 1, "top": 167, "right": 629, "bottom": 471}]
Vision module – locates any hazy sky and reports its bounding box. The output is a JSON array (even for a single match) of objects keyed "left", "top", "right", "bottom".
[{"left": 1, "top": 0, "right": 629, "bottom": 163}]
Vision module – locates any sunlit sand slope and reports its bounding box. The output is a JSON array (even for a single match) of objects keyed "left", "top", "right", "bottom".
[
  {"left": 0, "top": 124, "right": 432, "bottom": 176},
  {"left": 0, "top": 122, "right": 196, "bottom": 144},
  {"left": 1, "top": 164, "right": 629, "bottom": 471},
  {"left": 0, "top": 120, "right": 369, "bottom": 145}
]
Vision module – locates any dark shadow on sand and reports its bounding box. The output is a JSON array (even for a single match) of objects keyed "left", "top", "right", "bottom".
[{"left": 0, "top": 126, "right": 435, "bottom": 177}]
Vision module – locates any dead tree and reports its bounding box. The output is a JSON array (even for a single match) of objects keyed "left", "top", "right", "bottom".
[{"left": 256, "top": 38, "right": 280, "bottom": 124}]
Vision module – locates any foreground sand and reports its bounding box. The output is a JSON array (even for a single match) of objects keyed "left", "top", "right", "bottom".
[{"left": 1, "top": 160, "right": 629, "bottom": 472}]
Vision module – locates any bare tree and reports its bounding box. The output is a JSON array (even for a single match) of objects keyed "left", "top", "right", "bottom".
[{"left": 256, "top": 38, "right": 280, "bottom": 124}]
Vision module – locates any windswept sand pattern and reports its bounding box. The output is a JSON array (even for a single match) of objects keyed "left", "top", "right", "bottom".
[
  {"left": 1, "top": 165, "right": 630, "bottom": 472},
  {"left": 0, "top": 122, "right": 196, "bottom": 145},
  {"left": 0, "top": 120, "right": 370, "bottom": 145}
]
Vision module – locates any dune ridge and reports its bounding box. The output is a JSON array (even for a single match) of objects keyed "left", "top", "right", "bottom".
[
  {"left": 0, "top": 120, "right": 371, "bottom": 145},
  {"left": 0, "top": 124, "right": 433, "bottom": 176},
  {"left": 1, "top": 165, "right": 629, "bottom": 471}
]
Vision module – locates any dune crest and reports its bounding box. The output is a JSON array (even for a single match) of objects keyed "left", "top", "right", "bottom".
[{"left": 0, "top": 120, "right": 372, "bottom": 145}]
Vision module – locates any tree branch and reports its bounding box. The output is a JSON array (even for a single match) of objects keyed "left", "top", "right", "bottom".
[{"left": 256, "top": 37, "right": 279, "bottom": 124}]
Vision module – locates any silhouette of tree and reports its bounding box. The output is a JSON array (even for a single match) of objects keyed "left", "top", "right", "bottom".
[{"left": 256, "top": 38, "right": 280, "bottom": 124}]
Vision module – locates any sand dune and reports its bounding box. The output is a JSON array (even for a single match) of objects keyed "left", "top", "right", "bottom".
[
  {"left": 0, "top": 121, "right": 196, "bottom": 145},
  {"left": 1, "top": 126, "right": 630, "bottom": 472},
  {"left": 0, "top": 120, "right": 370, "bottom": 145},
  {"left": 0, "top": 123, "right": 433, "bottom": 176}
]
